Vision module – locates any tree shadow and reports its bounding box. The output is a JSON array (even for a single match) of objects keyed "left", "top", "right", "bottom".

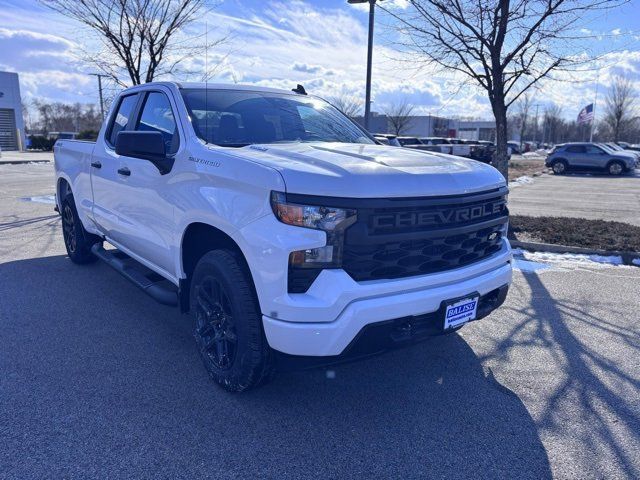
[
  {"left": 480, "top": 271, "right": 640, "bottom": 478},
  {"left": 0, "top": 255, "right": 551, "bottom": 479}
]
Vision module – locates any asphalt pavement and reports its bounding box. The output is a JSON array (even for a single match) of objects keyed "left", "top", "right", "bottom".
[
  {"left": 509, "top": 170, "right": 640, "bottom": 226},
  {"left": 1, "top": 163, "right": 639, "bottom": 479}
]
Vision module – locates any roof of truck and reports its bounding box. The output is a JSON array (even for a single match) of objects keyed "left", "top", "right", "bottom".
[{"left": 137, "top": 81, "right": 302, "bottom": 96}]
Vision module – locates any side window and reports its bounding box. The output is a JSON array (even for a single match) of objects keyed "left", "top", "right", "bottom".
[
  {"left": 136, "top": 92, "right": 179, "bottom": 155},
  {"left": 566, "top": 145, "right": 585, "bottom": 154},
  {"left": 107, "top": 94, "right": 139, "bottom": 147},
  {"left": 586, "top": 145, "right": 604, "bottom": 154}
]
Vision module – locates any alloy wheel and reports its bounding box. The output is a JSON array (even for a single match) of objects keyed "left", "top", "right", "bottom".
[
  {"left": 62, "top": 204, "right": 77, "bottom": 254},
  {"left": 194, "top": 276, "right": 238, "bottom": 370},
  {"left": 609, "top": 163, "right": 623, "bottom": 175},
  {"left": 553, "top": 162, "right": 565, "bottom": 174}
]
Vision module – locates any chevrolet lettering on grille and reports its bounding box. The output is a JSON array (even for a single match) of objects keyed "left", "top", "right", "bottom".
[{"left": 371, "top": 200, "right": 506, "bottom": 230}]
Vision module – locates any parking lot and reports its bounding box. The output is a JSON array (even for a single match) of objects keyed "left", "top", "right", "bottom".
[
  {"left": 1, "top": 163, "right": 640, "bottom": 478},
  {"left": 509, "top": 170, "right": 640, "bottom": 226}
]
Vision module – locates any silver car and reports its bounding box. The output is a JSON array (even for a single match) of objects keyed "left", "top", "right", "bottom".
[{"left": 545, "top": 142, "right": 638, "bottom": 175}]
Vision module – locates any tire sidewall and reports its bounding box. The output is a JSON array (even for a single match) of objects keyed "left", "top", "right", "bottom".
[
  {"left": 190, "top": 250, "right": 267, "bottom": 391},
  {"left": 61, "top": 195, "right": 97, "bottom": 263}
]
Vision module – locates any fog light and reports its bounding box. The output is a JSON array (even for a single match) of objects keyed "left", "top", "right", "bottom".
[{"left": 290, "top": 246, "right": 335, "bottom": 266}]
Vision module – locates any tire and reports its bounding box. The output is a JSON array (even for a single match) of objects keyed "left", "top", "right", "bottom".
[
  {"left": 190, "top": 250, "right": 274, "bottom": 392},
  {"left": 551, "top": 160, "right": 568, "bottom": 175},
  {"left": 607, "top": 160, "right": 625, "bottom": 176},
  {"left": 60, "top": 194, "right": 101, "bottom": 264}
]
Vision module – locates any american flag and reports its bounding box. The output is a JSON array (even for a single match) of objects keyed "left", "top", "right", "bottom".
[{"left": 577, "top": 104, "right": 594, "bottom": 124}]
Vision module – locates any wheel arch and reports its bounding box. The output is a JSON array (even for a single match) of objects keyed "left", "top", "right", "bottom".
[
  {"left": 56, "top": 176, "right": 72, "bottom": 206},
  {"left": 606, "top": 158, "right": 626, "bottom": 169},
  {"left": 179, "top": 222, "right": 256, "bottom": 313}
]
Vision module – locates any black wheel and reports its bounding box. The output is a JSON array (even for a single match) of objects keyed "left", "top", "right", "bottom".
[
  {"left": 190, "top": 250, "right": 274, "bottom": 392},
  {"left": 61, "top": 195, "right": 101, "bottom": 264},
  {"left": 607, "top": 161, "right": 625, "bottom": 175},
  {"left": 551, "top": 160, "right": 567, "bottom": 175}
]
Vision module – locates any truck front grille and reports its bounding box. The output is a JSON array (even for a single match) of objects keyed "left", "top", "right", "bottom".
[{"left": 342, "top": 187, "right": 508, "bottom": 282}]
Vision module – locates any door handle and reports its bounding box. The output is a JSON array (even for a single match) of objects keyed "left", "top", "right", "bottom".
[
  {"left": 91, "top": 161, "right": 102, "bottom": 169},
  {"left": 117, "top": 167, "right": 131, "bottom": 176}
]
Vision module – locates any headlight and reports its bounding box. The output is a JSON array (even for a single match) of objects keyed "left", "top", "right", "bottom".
[
  {"left": 270, "top": 191, "right": 357, "bottom": 292},
  {"left": 270, "top": 191, "right": 356, "bottom": 231}
]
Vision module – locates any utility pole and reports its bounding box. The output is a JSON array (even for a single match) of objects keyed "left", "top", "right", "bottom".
[
  {"left": 349, "top": 0, "right": 379, "bottom": 131},
  {"left": 590, "top": 71, "right": 600, "bottom": 143},
  {"left": 89, "top": 73, "right": 108, "bottom": 119},
  {"left": 532, "top": 103, "right": 542, "bottom": 146}
]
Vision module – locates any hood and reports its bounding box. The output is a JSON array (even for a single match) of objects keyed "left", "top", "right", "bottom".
[
  {"left": 611, "top": 150, "right": 637, "bottom": 159},
  {"left": 234, "top": 142, "right": 505, "bottom": 198}
]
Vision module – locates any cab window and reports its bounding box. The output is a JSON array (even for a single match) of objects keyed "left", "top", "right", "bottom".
[
  {"left": 136, "top": 92, "right": 179, "bottom": 155},
  {"left": 106, "top": 94, "right": 139, "bottom": 147}
]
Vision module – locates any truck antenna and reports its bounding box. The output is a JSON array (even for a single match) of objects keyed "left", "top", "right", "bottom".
[
  {"left": 292, "top": 84, "right": 307, "bottom": 95},
  {"left": 205, "top": 19, "right": 209, "bottom": 144}
]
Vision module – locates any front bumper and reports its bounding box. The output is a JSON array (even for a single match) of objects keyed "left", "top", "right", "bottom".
[
  {"left": 263, "top": 258, "right": 512, "bottom": 356},
  {"left": 273, "top": 285, "right": 509, "bottom": 369}
]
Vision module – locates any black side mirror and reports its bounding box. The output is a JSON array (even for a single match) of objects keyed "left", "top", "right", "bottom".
[{"left": 115, "top": 131, "right": 174, "bottom": 174}]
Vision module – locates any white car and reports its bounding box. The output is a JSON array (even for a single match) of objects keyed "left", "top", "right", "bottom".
[{"left": 54, "top": 82, "right": 512, "bottom": 391}]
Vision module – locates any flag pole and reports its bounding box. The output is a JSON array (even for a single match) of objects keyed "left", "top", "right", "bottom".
[{"left": 589, "top": 70, "right": 600, "bottom": 142}]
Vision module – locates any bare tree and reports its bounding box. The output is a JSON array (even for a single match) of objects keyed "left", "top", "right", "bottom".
[
  {"left": 542, "top": 105, "right": 564, "bottom": 145},
  {"left": 382, "top": 0, "right": 625, "bottom": 178},
  {"left": 30, "top": 99, "right": 103, "bottom": 134},
  {"left": 515, "top": 94, "right": 531, "bottom": 151},
  {"left": 384, "top": 100, "right": 415, "bottom": 135},
  {"left": 40, "top": 0, "right": 226, "bottom": 86},
  {"left": 328, "top": 94, "right": 363, "bottom": 119},
  {"left": 603, "top": 76, "right": 637, "bottom": 142}
]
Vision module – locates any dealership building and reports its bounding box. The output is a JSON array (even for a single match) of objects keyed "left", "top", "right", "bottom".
[{"left": 0, "top": 71, "right": 26, "bottom": 151}]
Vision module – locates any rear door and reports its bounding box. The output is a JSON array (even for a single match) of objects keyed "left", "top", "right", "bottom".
[
  {"left": 564, "top": 145, "right": 587, "bottom": 167},
  {"left": 90, "top": 92, "right": 141, "bottom": 238}
]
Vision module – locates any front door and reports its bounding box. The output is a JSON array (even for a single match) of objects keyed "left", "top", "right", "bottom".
[{"left": 106, "top": 89, "right": 181, "bottom": 277}]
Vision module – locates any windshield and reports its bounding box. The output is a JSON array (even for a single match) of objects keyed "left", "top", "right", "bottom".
[
  {"left": 180, "top": 89, "right": 374, "bottom": 147},
  {"left": 598, "top": 143, "right": 615, "bottom": 153}
]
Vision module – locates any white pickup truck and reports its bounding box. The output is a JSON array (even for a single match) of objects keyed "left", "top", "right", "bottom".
[{"left": 54, "top": 82, "right": 512, "bottom": 391}]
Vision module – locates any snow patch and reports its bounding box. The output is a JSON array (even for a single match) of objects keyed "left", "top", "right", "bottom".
[
  {"left": 21, "top": 195, "right": 56, "bottom": 205},
  {"left": 508, "top": 175, "right": 534, "bottom": 188},
  {"left": 512, "top": 248, "right": 626, "bottom": 272}
]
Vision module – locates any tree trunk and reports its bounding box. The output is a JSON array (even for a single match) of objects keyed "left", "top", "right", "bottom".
[{"left": 492, "top": 100, "right": 509, "bottom": 180}]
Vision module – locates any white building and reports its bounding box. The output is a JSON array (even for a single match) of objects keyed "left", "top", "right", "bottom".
[
  {"left": 0, "top": 71, "right": 26, "bottom": 151},
  {"left": 455, "top": 120, "right": 497, "bottom": 142}
]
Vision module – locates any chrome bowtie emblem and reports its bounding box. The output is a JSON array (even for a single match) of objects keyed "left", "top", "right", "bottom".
[{"left": 488, "top": 232, "right": 499, "bottom": 241}]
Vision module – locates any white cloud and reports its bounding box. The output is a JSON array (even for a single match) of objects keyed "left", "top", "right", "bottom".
[{"left": 1, "top": 0, "right": 638, "bottom": 123}]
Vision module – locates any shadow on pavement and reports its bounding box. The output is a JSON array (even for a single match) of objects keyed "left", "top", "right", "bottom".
[
  {"left": 0, "top": 255, "right": 551, "bottom": 479},
  {"left": 483, "top": 271, "right": 640, "bottom": 479}
]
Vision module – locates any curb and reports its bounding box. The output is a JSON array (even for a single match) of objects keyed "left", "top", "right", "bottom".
[
  {"left": 0, "top": 160, "right": 51, "bottom": 165},
  {"left": 510, "top": 240, "right": 640, "bottom": 267}
]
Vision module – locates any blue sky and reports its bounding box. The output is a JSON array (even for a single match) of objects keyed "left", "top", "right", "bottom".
[{"left": 0, "top": 0, "right": 639, "bottom": 119}]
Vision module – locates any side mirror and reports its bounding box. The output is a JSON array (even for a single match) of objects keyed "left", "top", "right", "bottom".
[{"left": 115, "top": 131, "right": 173, "bottom": 174}]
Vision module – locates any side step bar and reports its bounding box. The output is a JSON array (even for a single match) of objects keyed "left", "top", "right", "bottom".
[{"left": 91, "top": 244, "right": 179, "bottom": 306}]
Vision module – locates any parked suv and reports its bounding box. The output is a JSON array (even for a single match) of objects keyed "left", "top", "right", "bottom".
[{"left": 546, "top": 142, "right": 637, "bottom": 175}]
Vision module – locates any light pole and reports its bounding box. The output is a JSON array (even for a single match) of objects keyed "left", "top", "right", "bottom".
[
  {"left": 349, "top": 0, "right": 379, "bottom": 131},
  {"left": 89, "top": 73, "right": 108, "bottom": 119}
]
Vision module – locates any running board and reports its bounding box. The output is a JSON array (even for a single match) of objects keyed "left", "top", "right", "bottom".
[{"left": 91, "top": 244, "right": 178, "bottom": 306}]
